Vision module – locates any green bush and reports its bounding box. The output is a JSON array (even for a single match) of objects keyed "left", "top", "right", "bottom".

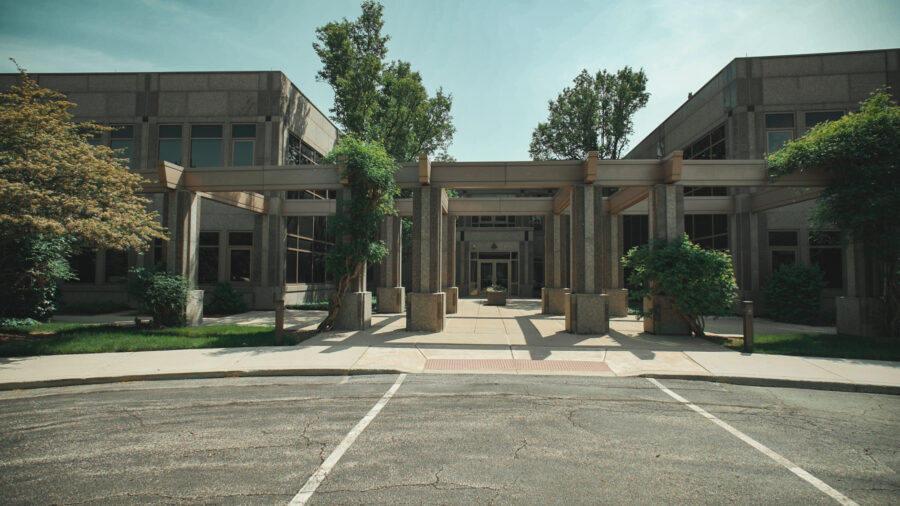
[
  {"left": 127, "top": 267, "right": 189, "bottom": 327},
  {"left": 0, "top": 317, "right": 40, "bottom": 331},
  {"left": 763, "top": 263, "right": 826, "bottom": 324},
  {"left": 0, "top": 234, "right": 74, "bottom": 320},
  {"left": 204, "top": 281, "right": 248, "bottom": 315},
  {"left": 622, "top": 234, "right": 738, "bottom": 337}
]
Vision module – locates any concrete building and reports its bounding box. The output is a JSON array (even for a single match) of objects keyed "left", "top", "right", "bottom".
[
  {"left": 625, "top": 48, "right": 899, "bottom": 335},
  {"left": 2, "top": 48, "right": 893, "bottom": 336}
]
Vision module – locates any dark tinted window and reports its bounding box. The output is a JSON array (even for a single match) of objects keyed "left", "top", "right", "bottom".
[
  {"left": 229, "top": 232, "right": 253, "bottom": 246},
  {"left": 110, "top": 125, "right": 133, "bottom": 139},
  {"left": 768, "top": 231, "right": 798, "bottom": 247},
  {"left": 765, "top": 113, "right": 794, "bottom": 129},
  {"left": 232, "top": 124, "right": 256, "bottom": 138},
  {"left": 805, "top": 111, "right": 843, "bottom": 128},
  {"left": 159, "top": 125, "right": 182, "bottom": 138},
  {"left": 191, "top": 125, "right": 223, "bottom": 138},
  {"left": 200, "top": 232, "right": 219, "bottom": 246}
]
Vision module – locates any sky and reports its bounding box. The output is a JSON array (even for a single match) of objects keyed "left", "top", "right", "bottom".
[{"left": 2, "top": 0, "right": 898, "bottom": 161}]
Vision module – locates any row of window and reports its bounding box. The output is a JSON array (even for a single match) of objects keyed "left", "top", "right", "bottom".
[
  {"left": 198, "top": 231, "right": 253, "bottom": 284},
  {"left": 158, "top": 124, "right": 257, "bottom": 168},
  {"left": 286, "top": 216, "right": 335, "bottom": 284}
]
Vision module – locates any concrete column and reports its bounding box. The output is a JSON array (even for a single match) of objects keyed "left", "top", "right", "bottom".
[
  {"left": 334, "top": 186, "right": 372, "bottom": 330},
  {"left": 542, "top": 211, "right": 569, "bottom": 314},
  {"left": 376, "top": 216, "right": 405, "bottom": 313},
  {"left": 442, "top": 216, "right": 458, "bottom": 313},
  {"left": 644, "top": 184, "right": 690, "bottom": 335},
  {"left": 166, "top": 190, "right": 201, "bottom": 286},
  {"left": 601, "top": 203, "right": 628, "bottom": 316},
  {"left": 408, "top": 186, "right": 446, "bottom": 331},
  {"left": 565, "top": 185, "right": 609, "bottom": 334}
]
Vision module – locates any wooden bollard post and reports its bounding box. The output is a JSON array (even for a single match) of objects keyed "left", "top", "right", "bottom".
[
  {"left": 741, "top": 301, "right": 754, "bottom": 353},
  {"left": 275, "top": 299, "right": 285, "bottom": 346}
]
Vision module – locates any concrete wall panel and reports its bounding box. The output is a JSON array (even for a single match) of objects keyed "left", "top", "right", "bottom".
[
  {"left": 187, "top": 91, "right": 228, "bottom": 116},
  {"left": 762, "top": 75, "right": 849, "bottom": 104},
  {"left": 67, "top": 93, "right": 106, "bottom": 116},
  {"left": 38, "top": 75, "right": 89, "bottom": 92},
  {"left": 209, "top": 73, "right": 260, "bottom": 91},
  {"left": 159, "top": 73, "right": 208, "bottom": 91},
  {"left": 88, "top": 74, "right": 139, "bottom": 91},
  {"left": 822, "top": 52, "right": 886, "bottom": 74},
  {"left": 228, "top": 91, "right": 259, "bottom": 116},
  {"left": 849, "top": 73, "right": 889, "bottom": 101},
  {"left": 761, "top": 56, "right": 822, "bottom": 77},
  {"left": 158, "top": 92, "right": 187, "bottom": 116},
  {"left": 107, "top": 92, "right": 137, "bottom": 116}
]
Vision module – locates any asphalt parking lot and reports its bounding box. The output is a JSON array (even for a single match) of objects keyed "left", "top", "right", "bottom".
[{"left": 1, "top": 375, "right": 897, "bottom": 505}]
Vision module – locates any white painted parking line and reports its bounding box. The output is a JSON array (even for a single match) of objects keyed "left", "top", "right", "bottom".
[
  {"left": 647, "top": 378, "right": 858, "bottom": 506},
  {"left": 289, "top": 374, "right": 407, "bottom": 506}
]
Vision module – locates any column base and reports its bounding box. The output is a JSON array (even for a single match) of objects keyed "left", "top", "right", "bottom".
[
  {"left": 444, "top": 286, "right": 459, "bottom": 314},
  {"left": 542, "top": 287, "right": 570, "bottom": 315},
  {"left": 334, "top": 291, "right": 372, "bottom": 330},
  {"left": 837, "top": 296, "right": 887, "bottom": 338},
  {"left": 602, "top": 288, "right": 629, "bottom": 317},
  {"left": 565, "top": 293, "right": 609, "bottom": 334},
  {"left": 407, "top": 292, "right": 446, "bottom": 332},
  {"left": 186, "top": 289, "right": 204, "bottom": 327},
  {"left": 643, "top": 296, "right": 691, "bottom": 335},
  {"left": 376, "top": 286, "right": 405, "bottom": 313}
]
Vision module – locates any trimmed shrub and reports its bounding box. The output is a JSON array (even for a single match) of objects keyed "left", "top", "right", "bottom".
[
  {"left": 622, "top": 234, "right": 738, "bottom": 337},
  {"left": 127, "top": 267, "right": 189, "bottom": 327},
  {"left": 763, "top": 263, "right": 825, "bottom": 324},
  {"left": 204, "top": 281, "right": 247, "bottom": 315}
]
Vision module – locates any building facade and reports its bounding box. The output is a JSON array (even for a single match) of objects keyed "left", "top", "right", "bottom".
[{"left": 625, "top": 48, "right": 900, "bottom": 319}]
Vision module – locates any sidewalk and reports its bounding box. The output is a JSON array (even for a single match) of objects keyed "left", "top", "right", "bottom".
[{"left": 4, "top": 299, "right": 899, "bottom": 393}]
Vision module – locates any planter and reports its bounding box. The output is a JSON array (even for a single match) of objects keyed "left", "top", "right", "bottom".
[{"left": 486, "top": 291, "right": 507, "bottom": 306}]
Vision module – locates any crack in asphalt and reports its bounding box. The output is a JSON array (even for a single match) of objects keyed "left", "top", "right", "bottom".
[
  {"left": 316, "top": 465, "right": 503, "bottom": 496},
  {"left": 60, "top": 491, "right": 292, "bottom": 504},
  {"left": 513, "top": 439, "right": 528, "bottom": 459}
]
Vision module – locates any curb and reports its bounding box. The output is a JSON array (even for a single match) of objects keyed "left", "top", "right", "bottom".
[{"left": 2, "top": 369, "right": 898, "bottom": 395}]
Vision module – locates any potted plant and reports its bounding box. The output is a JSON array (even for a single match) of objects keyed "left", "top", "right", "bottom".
[{"left": 486, "top": 284, "right": 507, "bottom": 306}]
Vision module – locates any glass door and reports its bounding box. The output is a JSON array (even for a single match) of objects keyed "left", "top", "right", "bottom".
[
  {"left": 478, "top": 260, "right": 510, "bottom": 294},
  {"left": 480, "top": 262, "right": 494, "bottom": 292}
]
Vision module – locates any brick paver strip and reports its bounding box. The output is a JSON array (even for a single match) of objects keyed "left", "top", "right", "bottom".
[{"left": 425, "top": 358, "right": 611, "bottom": 372}]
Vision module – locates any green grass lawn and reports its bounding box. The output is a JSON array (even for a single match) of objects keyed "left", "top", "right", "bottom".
[
  {"left": 0, "top": 322, "right": 291, "bottom": 357},
  {"left": 724, "top": 333, "right": 900, "bottom": 361}
]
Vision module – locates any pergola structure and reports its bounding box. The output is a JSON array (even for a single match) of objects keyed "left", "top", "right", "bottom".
[{"left": 151, "top": 151, "right": 831, "bottom": 334}]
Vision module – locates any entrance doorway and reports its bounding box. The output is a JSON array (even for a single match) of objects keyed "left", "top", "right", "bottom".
[{"left": 478, "top": 260, "right": 510, "bottom": 293}]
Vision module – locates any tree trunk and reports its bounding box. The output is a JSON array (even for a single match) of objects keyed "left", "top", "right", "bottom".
[{"left": 316, "top": 262, "right": 363, "bottom": 333}]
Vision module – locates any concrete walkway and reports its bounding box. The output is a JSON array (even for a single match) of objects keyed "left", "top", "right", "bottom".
[{"left": 5, "top": 299, "right": 899, "bottom": 393}]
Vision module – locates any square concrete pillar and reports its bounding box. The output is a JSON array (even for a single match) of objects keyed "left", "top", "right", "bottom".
[
  {"left": 602, "top": 288, "right": 629, "bottom": 317},
  {"left": 408, "top": 187, "right": 446, "bottom": 332},
  {"left": 644, "top": 184, "right": 689, "bottom": 335},
  {"left": 565, "top": 293, "right": 609, "bottom": 334},
  {"left": 542, "top": 211, "right": 570, "bottom": 315},
  {"left": 408, "top": 292, "right": 445, "bottom": 332},
  {"left": 442, "top": 216, "right": 458, "bottom": 314},
  {"left": 376, "top": 216, "right": 405, "bottom": 313},
  {"left": 335, "top": 291, "right": 372, "bottom": 330},
  {"left": 836, "top": 296, "right": 886, "bottom": 338},
  {"left": 166, "top": 190, "right": 201, "bottom": 285},
  {"left": 565, "top": 184, "right": 610, "bottom": 334},
  {"left": 542, "top": 288, "right": 570, "bottom": 314}
]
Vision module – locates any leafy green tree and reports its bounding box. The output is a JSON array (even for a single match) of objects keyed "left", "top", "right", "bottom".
[
  {"left": 318, "top": 135, "right": 398, "bottom": 332},
  {"left": 767, "top": 89, "right": 900, "bottom": 336},
  {"left": 622, "top": 235, "right": 738, "bottom": 337},
  {"left": 0, "top": 67, "right": 166, "bottom": 318},
  {"left": 530, "top": 67, "right": 649, "bottom": 160},
  {"left": 1, "top": 234, "right": 74, "bottom": 319},
  {"left": 314, "top": 1, "right": 455, "bottom": 162},
  {"left": 127, "top": 267, "right": 189, "bottom": 327}
]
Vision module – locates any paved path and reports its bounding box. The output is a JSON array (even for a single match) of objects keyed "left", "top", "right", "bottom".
[{"left": 5, "top": 299, "right": 900, "bottom": 392}]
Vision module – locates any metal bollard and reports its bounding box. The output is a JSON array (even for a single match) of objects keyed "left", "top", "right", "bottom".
[
  {"left": 741, "top": 301, "right": 754, "bottom": 353},
  {"left": 274, "top": 299, "right": 285, "bottom": 346}
]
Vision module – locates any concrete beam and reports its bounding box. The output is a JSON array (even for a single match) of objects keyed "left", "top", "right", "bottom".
[
  {"left": 605, "top": 187, "right": 650, "bottom": 215},
  {"left": 583, "top": 151, "right": 599, "bottom": 184},
  {"left": 617, "top": 196, "right": 734, "bottom": 215},
  {"left": 198, "top": 191, "right": 269, "bottom": 215},
  {"left": 680, "top": 161, "right": 831, "bottom": 187},
  {"left": 281, "top": 199, "right": 337, "bottom": 216},
  {"left": 552, "top": 187, "right": 571, "bottom": 214},
  {"left": 395, "top": 198, "right": 413, "bottom": 217},
  {"left": 662, "top": 151, "right": 683, "bottom": 183},
  {"left": 447, "top": 197, "right": 554, "bottom": 216},
  {"left": 418, "top": 154, "right": 431, "bottom": 185},
  {"left": 749, "top": 187, "right": 823, "bottom": 213}
]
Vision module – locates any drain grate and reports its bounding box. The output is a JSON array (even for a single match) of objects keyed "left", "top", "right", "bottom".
[{"left": 425, "top": 358, "right": 610, "bottom": 372}]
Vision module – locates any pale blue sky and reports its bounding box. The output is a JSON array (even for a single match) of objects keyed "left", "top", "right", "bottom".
[{"left": 2, "top": 0, "right": 898, "bottom": 160}]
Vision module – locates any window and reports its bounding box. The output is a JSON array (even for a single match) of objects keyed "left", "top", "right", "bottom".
[
  {"left": 765, "top": 113, "right": 794, "bottom": 153},
  {"left": 110, "top": 125, "right": 134, "bottom": 167},
  {"left": 105, "top": 250, "right": 128, "bottom": 283},
  {"left": 158, "top": 125, "right": 182, "bottom": 165},
  {"left": 471, "top": 216, "right": 515, "bottom": 228},
  {"left": 810, "top": 231, "right": 843, "bottom": 289},
  {"left": 199, "top": 232, "right": 219, "bottom": 284},
  {"left": 684, "top": 187, "right": 727, "bottom": 197},
  {"left": 191, "top": 125, "right": 223, "bottom": 167},
  {"left": 685, "top": 214, "right": 728, "bottom": 250},
  {"left": 805, "top": 111, "right": 843, "bottom": 131},
  {"left": 69, "top": 251, "right": 96, "bottom": 284},
  {"left": 231, "top": 124, "right": 256, "bottom": 166},
  {"left": 682, "top": 124, "right": 725, "bottom": 160},
  {"left": 285, "top": 133, "right": 323, "bottom": 165},
  {"left": 228, "top": 232, "right": 252, "bottom": 282},
  {"left": 286, "top": 217, "right": 334, "bottom": 284},
  {"left": 152, "top": 238, "right": 164, "bottom": 267},
  {"left": 768, "top": 230, "right": 798, "bottom": 271},
  {"left": 286, "top": 190, "right": 336, "bottom": 200},
  {"left": 622, "top": 215, "right": 648, "bottom": 252}
]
